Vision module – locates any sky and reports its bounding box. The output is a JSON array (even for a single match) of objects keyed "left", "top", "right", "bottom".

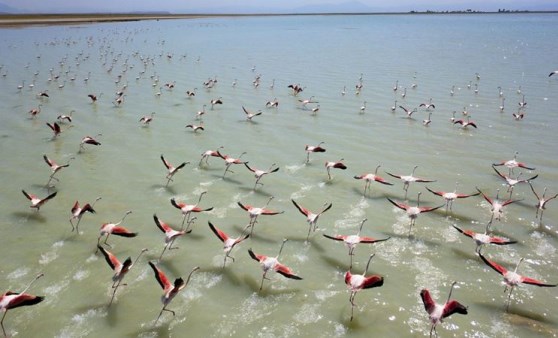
[{"left": 1, "top": 0, "right": 557, "bottom": 14}]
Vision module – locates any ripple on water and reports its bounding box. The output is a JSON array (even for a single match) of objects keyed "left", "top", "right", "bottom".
[
  {"left": 7, "top": 267, "right": 30, "bottom": 280},
  {"left": 57, "top": 308, "right": 104, "bottom": 338}
]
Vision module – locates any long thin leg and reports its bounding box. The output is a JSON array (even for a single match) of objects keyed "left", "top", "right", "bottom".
[{"left": 1, "top": 311, "right": 8, "bottom": 337}]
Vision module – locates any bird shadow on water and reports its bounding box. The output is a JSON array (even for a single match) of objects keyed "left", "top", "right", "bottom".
[
  {"left": 241, "top": 275, "right": 302, "bottom": 296},
  {"left": 237, "top": 185, "right": 274, "bottom": 197},
  {"left": 11, "top": 211, "right": 47, "bottom": 223},
  {"left": 474, "top": 301, "right": 558, "bottom": 330},
  {"left": 150, "top": 184, "right": 177, "bottom": 195},
  {"left": 129, "top": 320, "right": 171, "bottom": 338}
]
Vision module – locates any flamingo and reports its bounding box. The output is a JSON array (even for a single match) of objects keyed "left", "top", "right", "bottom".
[
  {"left": 79, "top": 135, "right": 101, "bottom": 151},
  {"left": 98, "top": 246, "right": 147, "bottom": 305},
  {"left": 45, "top": 122, "right": 63, "bottom": 138},
  {"left": 529, "top": 183, "right": 558, "bottom": 223},
  {"left": 450, "top": 111, "right": 456, "bottom": 123},
  {"left": 452, "top": 223, "right": 516, "bottom": 253},
  {"left": 401, "top": 87, "right": 407, "bottom": 98},
  {"left": 87, "top": 93, "right": 101, "bottom": 102},
  {"left": 291, "top": 199, "right": 332, "bottom": 240},
  {"left": 242, "top": 106, "right": 262, "bottom": 121},
  {"left": 208, "top": 221, "right": 250, "bottom": 267},
  {"left": 185, "top": 123, "right": 204, "bottom": 132},
  {"left": 21, "top": 190, "right": 57, "bottom": 211},
  {"left": 69, "top": 197, "right": 101, "bottom": 232},
  {"left": 391, "top": 100, "right": 397, "bottom": 112},
  {"left": 139, "top": 112, "right": 155, "bottom": 125},
  {"left": 479, "top": 254, "right": 557, "bottom": 310},
  {"left": 453, "top": 116, "right": 477, "bottom": 128},
  {"left": 149, "top": 262, "right": 199, "bottom": 323},
  {"left": 518, "top": 95, "right": 527, "bottom": 108},
  {"left": 398, "top": 105, "right": 417, "bottom": 118},
  {"left": 359, "top": 101, "right": 366, "bottom": 113},
  {"left": 219, "top": 151, "right": 247, "bottom": 177},
  {"left": 96, "top": 210, "right": 137, "bottom": 250},
  {"left": 288, "top": 84, "right": 304, "bottom": 95},
  {"left": 499, "top": 97, "right": 505, "bottom": 112},
  {"left": 195, "top": 105, "right": 207, "bottom": 120},
  {"left": 170, "top": 191, "right": 213, "bottom": 228},
  {"left": 493, "top": 151, "right": 535, "bottom": 174},
  {"left": 0, "top": 273, "right": 44, "bottom": 337},
  {"left": 186, "top": 89, "right": 196, "bottom": 97},
  {"left": 244, "top": 162, "right": 279, "bottom": 189},
  {"left": 248, "top": 239, "right": 302, "bottom": 291},
  {"left": 422, "top": 112, "right": 432, "bottom": 126},
  {"left": 56, "top": 110, "right": 73, "bottom": 123},
  {"left": 311, "top": 105, "right": 320, "bottom": 115},
  {"left": 265, "top": 98, "right": 279, "bottom": 108},
  {"left": 210, "top": 97, "right": 222, "bottom": 109},
  {"left": 476, "top": 188, "right": 521, "bottom": 226},
  {"left": 393, "top": 80, "right": 398, "bottom": 91},
  {"left": 323, "top": 218, "right": 390, "bottom": 268},
  {"left": 298, "top": 96, "right": 317, "bottom": 109},
  {"left": 43, "top": 154, "right": 72, "bottom": 186},
  {"left": 354, "top": 165, "right": 393, "bottom": 196},
  {"left": 160, "top": 154, "right": 189, "bottom": 187},
  {"left": 420, "top": 281, "right": 468, "bottom": 337},
  {"left": 153, "top": 214, "right": 191, "bottom": 261},
  {"left": 492, "top": 166, "right": 538, "bottom": 196},
  {"left": 28, "top": 104, "right": 42, "bottom": 118},
  {"left": 425, "top": 182, "right": 480, "bottom": 213},
  {"left": 386, "top": 165, "right": 436, "bottom": 200},
  {"left": 305, "top": 142, "right": 326, "bottom": 163},
  {"left": 325, "top": 159, "right": 347, "bottom": 180},
  {"left": 345, "top": 253, "right": 384, "bottom": 321},
  {"left": 549, "top": 70, "right": 558, "bottom": 77},
  {"left": 238, "top": 196, "right": 283, "bottom": 235},
  {"left": 199, "top": 146, "right": 224, "bottom": 167},
  {"left": 387, "top": 192, "right": 444, "bottom": 235},
  {"left": 512, "top": 110, "right": 524, "bottom": 121},
  {"left": 419, "top": 98, "right": 435, "bottom": 110}
]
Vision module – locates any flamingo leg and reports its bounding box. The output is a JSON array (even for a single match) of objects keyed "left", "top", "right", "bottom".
[
  {"left": 109, "top": 279, "right": 122, "bottom": 306},
  {"left": 1, "top": 311, "right": 9, "bottom": 337}
]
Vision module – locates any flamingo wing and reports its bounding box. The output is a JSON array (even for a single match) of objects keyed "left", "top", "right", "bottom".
[
  {"left": 451, "top": 225, "right": 475, "bottom": 239},
  {"left": 43, "top": 154, "right": 54, "bottom": 167},
  {"left": 291, "top": 199, "right": 310, "bottom": 217},
  {"left": 442, "top": 300, "right": 468, "bottom": 318},
  {"left": 153, "top": 214, "right": 172, "bottom": 233},
  {"left": 425, "top": 186, "right": 444, "bottom": 197},
  {"left": 110, "top": 226, "right": 138, "bottom": 238},
  {"left": 22, "top": 190, "right": 34, "bottom": 201},
  {"left": 274, "top": 263, "right": 303, "bottom": 280},
  {"left": 387, "top": 197, "right": 409, "bottom": 211},
  {"left": 361, "top": 275, "right": 384, "bottom": 289},
  {"left": 520, "top": 276, "right": 558, "bottom": 287},
  {"left": 455, "top": 192, "right": 480, "bottom": 198},
  {"left": 358, "top": 236, "right": 391, "bottom": 244},
  {"left": 149, "top": 261, "right": 172, "bottom": 290},
  {"left": 170, "top": 198, "right": 185, "bottom": 210},
  {"left": 237, "top": 201, "right": 250, "bottom": 212},
  {"left": 5, "top": 293, "right": 44, "bottom": 309},
  {"left": 385, "top": 171, "right": 402, "bottom": 179},
  {"left": 260, "top": 208, "right": 282, "bottom": 215},
  {"left": 488, "top": 236, "right": 517, "bottom": 245},
  {"left": 71, "top": 200, "right": 80, "bottom": 214},
  {"left": 476, "top": 188, "right": 493, "bottom": 205},
  {"left": 248, "top": 249, "right": 265, "bottom": 263},
  {"left": 420, "top": 289, "right": 436, "bottom": 314},
  {"left": 208, "top": 221, "right": 229, "bottom": 243},
  {"left": 479, "top": 254, "right": 508, "bottom": 276},
  {"left": 98, "top": 245, "right": 121, "bottom": 271},
  {"left": 160, "top": 155, "right": 172, "bottom": 170},
  {"left": 418, "top": 204, "right": 444, "bottom": 213},
  {"left": 322, "top": 234, "right": 346, "bottom": 242}
]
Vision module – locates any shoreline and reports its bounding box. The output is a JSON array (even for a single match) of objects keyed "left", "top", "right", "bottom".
[{"left": 1, "top": 11, "right": 557, "bottom": 27}]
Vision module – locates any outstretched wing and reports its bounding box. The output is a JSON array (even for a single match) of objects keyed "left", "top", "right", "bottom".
[
  {"left": 208, "top": 221, "right": 228, "bottom": 243},
  {"left": 98, "top": 245, "right": 121, "bottom": 271},
  {"left": 149, "top": 261, "right": 171, "bottom": 290},
  {"left": 479, "top": 254, "right": 508, "bottom": 277}
]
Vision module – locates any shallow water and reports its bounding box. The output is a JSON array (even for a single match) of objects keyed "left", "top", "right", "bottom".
[{"left": 0, "top": 14, "right": 557, "bottom": 337}]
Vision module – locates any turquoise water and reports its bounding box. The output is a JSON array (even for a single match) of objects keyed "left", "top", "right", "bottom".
[{"left": 1, "top": 13, "right": 558, "bottom": 337}]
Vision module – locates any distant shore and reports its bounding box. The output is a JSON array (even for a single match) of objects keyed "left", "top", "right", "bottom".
[{"left": 1, "top": 11, "right": 557, "bottom": 27}]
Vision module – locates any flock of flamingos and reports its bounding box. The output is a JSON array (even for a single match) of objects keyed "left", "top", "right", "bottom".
[{"left": 2, "top": 24, "right": 558, "bottom": 337}]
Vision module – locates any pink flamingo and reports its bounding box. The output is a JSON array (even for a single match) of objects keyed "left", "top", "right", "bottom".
[
  {"left": 79, "top": 135, "right": 101, "bottom": 152},
  {"left": 219, "top": 151, "right": 247, "bottom": 177},
  {"left": 198, "top": 146, "right": 223, "bottom": 167},
  {"left": 244, "top": 162, "right": 279, "bottom": 189},
  {"left": 291, "top": 199, "right": 332, "bottom": 240},
  {"left": 139, "top": 112, "right": 155, "bottom": 125},
  {"left": 170, "top": 191, "right": 213, "bottom": 229},
  {"left": 425, "top": 182, "right": 480, "bottom": 213},
  {"left": 0, "top": 273, "right": 44, "bottom": 337},
  {"left": 149, "top": 262, "right": 199, "bottom": 323},
  {"left": 453, "top": 116, "right": 477, "bottom": 128},
  {"left": 153, "top": 214, "right": 191, "bottom": 261},
  {"left": 420, "top": 281, "right": 468, "bottom": 337},
  {"left": 43, "top": 154, "right": 73, "bottom": 186},
  {"left": 476, "top": 188, "right": 520, "bottom": 227},
  {"left": 160, "top": 154, "right": 189, "bottom": 187},
  {"left": 325, "top": 159, "right": 347, "bottom": 180},
  {"left": 21, "top": 190, "right": 57, "bottom": 211},
  {"left": 96, "top": 210, "right": 137, "bottom": 250},
  {"left": 479, "top": 254, "right": 557, "bottom": 310},
  {"left": 529, "top": 183, "right": 558, "bottom": 223},
  {"left": 237, "top": 196, "right": 283, "bottom": 235},
  {"left": 353, "top": 165, "right": 393, "bottom": 195},
  {"left": 386, "top": 165, "right": 436, "bottom": 200},
  {"left": 387, "top": 192, "right": 444, "bottom": 236},
  {"left": 98, "top": 246, "right": 148, "bottom": 305},
  {"left": 452, "top": 223, "right": 516, "bottom": 253},
  {"left": 493, "top": 151, "right": 535, "bottom": 175},
  {"left": 208, "top": 221, "right": 250, "bottom": 267},
  {"left": 248, "top": 239, "right": 302, "bottom": 291},
  {"left": 305, "top": 142, "right": 326, "bottom": 163},
  {"left": 69, "top": 197, "right": 101, "bottom": 232},
  {"left": 345, "top": 254, "right": 384, "bottom": 321},
  {"left": 492, "top": 166, "right": 537, "bottom": 196}
]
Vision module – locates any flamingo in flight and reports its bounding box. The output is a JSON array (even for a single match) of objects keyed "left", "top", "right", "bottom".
[
  {"left": 425, "top": 182, "right": 480, "bottom": 213},
  {"left": 87, "top": 93, "right": 101, "bottom": 102},
  {"left": 305, "top": 142, "right": 326, "bottom": 164},
  {"left": 493, "top": 151, "right": 535, "bottom": 175},
  {"left": 398, "top": 105, "right": 417, "bottom": 118},
  {"left": 149, "top": 262, "right": 199, "bottom": 323},
  {"left": 96, "top": 210, "right": 137, "bottom": 250},
  {"left": 492, "top": 166, "right": 537, "bottom": 196},
  {"left": 248, "top": 239, "right": 302, "bottom": 291},
  {"left": 0, "top": 273, "right": 44, "bottom": 337},
  {"left": 386, "top": 165, "right": 436, "bottom": 200},
  {"left": 79, "top": 135, "right": 101, "bottom": 152},
  {"left": 170, "top": 191, "right": 213, "bottom": 229},
  {"left": 199, "top": 146, "right": 223, "bottom": 167},
  {"left": 46, "top": 122, "right": 62, "bottom": 138},
  {"left": 43, "top": 154, "right": 73, "bottom": 187},
  {"left": 98, "top": 246, "right": 148, "bottom": 305},
  {"left": 208, "top": 221, "right": 250, "bottom": 267},
  {"left": 479, "top": 254, "right": 557, "bottom": 310},
  {"left": 69, "top": 197, "right": 101, "bottom": 232},
  {"left": 265, "top": 98, "right": 279, "bottom": 108},
  {"left": 476, "top": 188, "right": 520, "bottom": 227},
  {"left": 160, "top": 154, "right": 189, "bottom": 187},
  {"left": 420, "top": 281, "right": 468, "bottom": 337},
  {"left": 387, "top": 192, "right": 444, "bottom": 236},
  {"left": 291, "top": 199, "right": 332, "bottom": 240},
  {"left": 139, "top": 112, "right": 155, "bottom": 125},
  {"left": 237, "top": 196, "right": 284, "bottom": 235},
  {"left": 323, "top": 218, "right": 390, "bottom": 268},
  {"left": 452, "top": 223, "right": 516, "bottom": 253},
  {"left": 529, "top": 183, "right": 558, "bottom": 223},
  {"left": 219, "top": 151, "right": 247, "bottom": 177},
  {"left": 244, "top": 162, "right": 279, "bottom": 189},
  {"left": 242, "top": 106, "right": 263, "bottom": 121},
  {"left": 345, "top": 253, "right": 384, "bottom": 321},
  {"left": 419, "top": 98, "right": 435, "bottom": 110},
  {"left": 325, "top": 159, "right": 347, "bottom": 180},
  {"left": 56, "top": 110, "right": 73, "bottom": 123},
  {"left": 453, "top": 116, "right": 477, "bottom": 128},
  {"left": 21, "top": 190, "right": 57, "bottom": 211},
  {"left": 210, "top": 97, "right": 223, "bottom": 110},
  {"left": 354, "top": 165, "right": 393, "bottom": 196},
  {"left": 153, "top": 214, "right": 191, "bottom": 261},
  {"left": 185, "top": 123, "right": 204, "bottom": 132}
]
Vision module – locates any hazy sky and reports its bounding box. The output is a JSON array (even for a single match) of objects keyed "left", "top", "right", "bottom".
[{"left": 2, "top": 0, "right": 556, "bottom": 13}]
